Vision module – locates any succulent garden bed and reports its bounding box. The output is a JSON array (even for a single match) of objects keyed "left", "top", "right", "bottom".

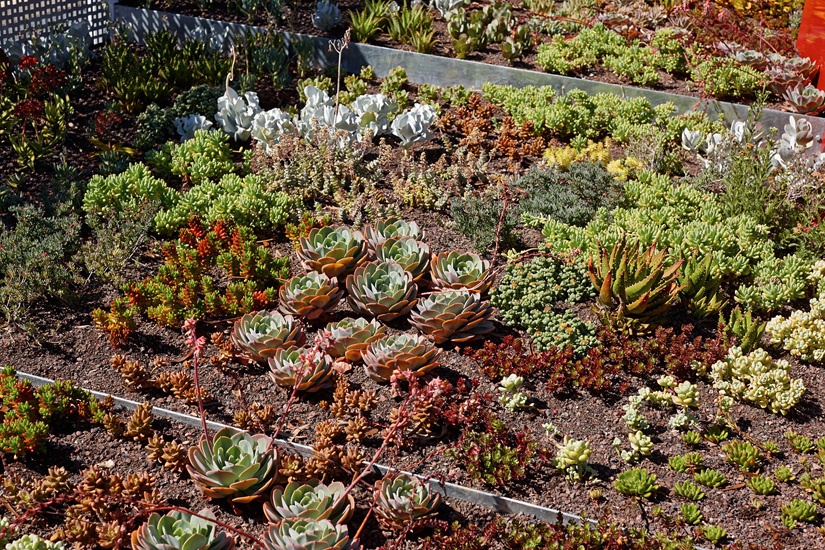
[
  {"left": 1, "top": 6, "right": 825, "bottom": 550},
  {"left": 116, "top": 0, "right": 825, "bottom": 118}
]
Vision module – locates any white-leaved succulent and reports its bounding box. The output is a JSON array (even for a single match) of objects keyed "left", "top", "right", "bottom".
[
  {"left": 251, "top": 108, "right": 296, "bottom": 150},
  {"left": 174, "top": 114, "right": 214, "bottom": 141},
  {"left": 391, "top": 103, "right": 437, "bottom": 149},
  {"left": 312, "top": 0, "right": 342, "bottom": 31},
  {"left": 216, "top": 87, "right": 262, "bottom": 142},
  {"left": 351, "top": 93, "right": 398, "bottom": 136},
  {"left": 431, "top": 0, "right": 469, "bottom": 16}
]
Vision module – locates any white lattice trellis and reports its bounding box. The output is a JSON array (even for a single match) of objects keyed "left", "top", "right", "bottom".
[{"left": 0, "top": 0, "right": 109, "bottom": 46}]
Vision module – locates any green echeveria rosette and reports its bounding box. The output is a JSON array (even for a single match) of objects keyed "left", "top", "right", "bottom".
[
  {"left": 364, "top": 218, "right": 423, "bottom": 249},
  {"left": 374, "top": 237, "right": 431, "bottom": 282},
  {"left": 324, "top": 317, "right": 387, "bottom": 363},
  {"left": 279, "top": 272, "right": 344, "bottom": 321},
  {"left": 187, "top": 428, "right": 278, "bottom": 504},
  {"left": 131, "top": 509, "right": 236, "bottom": 550},
  {"left": 263, "top": 480, "right": 354, "bottom": 525},
  {"left": 263, "top": 518, "right": 350, "bottom": 550},
  {"left": 297, "top": 226, "right": 369, "bottom": 279},
  {"left": 362, "top": 334, "right": 441, "bottom": 383},
  {"left": 409, "top": 289, "right": 495, "bottom": 344},
  {"left": 430, "top": 251, "right": 493, "bottom": 294},
  {"left": 345, "top": 261, "right": 418, "bottom": 323},
  {"left": 231, "top": 310, "right": 306, "bottom": 363},
  {"left": 374, "top": 473, "right": 441, "bottom": 530},
  {"left": 268, "top": 347, "right": 334, "bottom": 392}
]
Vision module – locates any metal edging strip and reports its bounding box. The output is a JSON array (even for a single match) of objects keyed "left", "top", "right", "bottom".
[
  {"left": 15, "top": 370, "right": 592, "bottom": 527},
  {"left": 112, "top": 4, "right": 825, "bottom": 153}
]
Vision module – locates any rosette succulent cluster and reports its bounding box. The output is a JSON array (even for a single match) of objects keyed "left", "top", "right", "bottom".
[
  {"left": 430, "top": 252, "right": 493, "bottom": 294},
  {"left": 263, "top": 518, "right": 350, "bottom": 550},
  {"left": 783, "top": 84, "right": 825, "bottom": 115},
  {"left": 298, "top": 227, "right": 369, "bottom": 278},
  {"left": 279, "top": 272, "right": 344, "bottom": 321},
  {"left": 364, "top": 218, "right": 423, "bottom": 249},
  {"left": 231, "top": 310, "right": 305, "bottom": 362},
  {"left": 187, "top": 428, "right": 277, "bottom": 503},
  {"left": 410, "top": 289, "right": 494, "bottom": 344},
  {"left": 263, "top": 480, "right": 354, "bottom": 524},
  {"left": 362, "top": 334, "right": 441, "bottom": 382},
  {"left": 374, "top": 473, "right": 441, "bottom": 530},
  {"left": 268, "top": 347, "right": 334, "bottom": 392},
  {"left": 554, "top": 436, "right": 593, "bottom": 481},
  {"left": 374, "top": 237, "right": 430, "bottom": 282},
  {"left": 131, "top": 509, "right": 235, "bottom": 550},
  {"left": 709, "top": 347, "right": 806, "bottom": 415},
  {"left": 346, "top": 261, "right": 418, "bottom": 322},
  {"left": 324, "top": 317, "right": 386, "bottom": 362}
]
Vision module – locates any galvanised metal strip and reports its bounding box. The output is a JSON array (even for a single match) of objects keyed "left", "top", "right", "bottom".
[
  {"left": 16, "top": 370, "right": 591, "bottom": 527},
  {"left": 113, "top": 4, "right": 825, "bottom": 153}
]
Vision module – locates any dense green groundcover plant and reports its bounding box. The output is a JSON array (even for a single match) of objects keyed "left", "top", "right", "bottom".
[
  {"left": 0, "top": 203, "right": 81, "bottom": 323},
  {"left": 482, "top": 83, "right": 723, "bottom": 144},
  {"left": 535, "top": 170, "right": 815, "bottom": 313},
  {"left": 84, "top": 161, "right": 298, "bottom": 235},
  {"left": 491, "top": 253, "right": 596, "bottom": 354},
  {"left": 514, "top": 161, "right": 624, "bottom": 227}
]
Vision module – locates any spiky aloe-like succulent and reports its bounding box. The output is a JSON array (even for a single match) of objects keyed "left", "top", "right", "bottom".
[
  {"left": 374, "top": 473, "right": 441, "bottom": 530},
  {"left": 374, "top": 237, "right": 430, "bottom": 282},
  {"left": 364, "top": 218, "right": 423, "bottom": 249},
  {"left": 409, "top": 289, "right": 494, "bottom": 344},
  {"left": 679, "top": 252, "right": 726, "bottom": 319},
  {"left": 263, "top": 480, "right": 354, "bottom": 525},
  {"left": 324, "top": 317, "right": 386, "bottom": 362},
  {"left": 263, "top": 518, "right": 350, "bottom": 550},
  {"left": 346, "top": 261, "right": 418, "bottom": 322},
  {"left": 587, "top": 236, "right": 683, "bottom": 333},
  {"left": 783, "top": 84, "right": 825, "bottom": 115},
  {"left": 231, "top": 310, "right": 306, "bottom": 363},
  {"left": 187, "top": 428, "right": 277, "bottom": 503},
  {"left": 430, "top": 252, "right": 492, "bottom": 294},
  {"left": 362, "top": 334, "right": 441, "bottom": 383},
  {"left": 279, "top": 272, "right": 344, "bottom": 321},
  {"left": 268, "top": 347, "right": 333, "bottom": 392},
  {"left": 297, "top": 227, "right": 368, "bottom": 278},
  {"left": 131, "top": 509, "right": 235, "bottom": 550}
]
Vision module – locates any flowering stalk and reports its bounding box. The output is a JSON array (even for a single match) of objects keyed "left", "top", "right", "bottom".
[
  {"left": 328, "top": 28, "right": 351, "bottom": 114},
  {"left": 183, "top": 318, "right": 210, "bottom": 450}
]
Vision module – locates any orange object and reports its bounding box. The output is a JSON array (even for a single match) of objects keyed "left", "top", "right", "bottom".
[{"left": 798, "top": 0, "right": 825, "bottom": 91}]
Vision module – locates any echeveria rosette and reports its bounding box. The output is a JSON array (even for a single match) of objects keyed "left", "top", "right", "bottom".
[
  {"left": 187, "top": 428, "right": 277, "bottom": 504},
  {"left": 374, "top": 237, "right": 430, "bottom": 282},
  {"left": 231, "top": 310, "right": 306, "bottom": 363},
  {"left": 345, "top": 261, "right": 418, "bottom": 322},
  {"left": 364, "top": 218, "right": 423, "bottom": 249},
  {"left": 374, "top": 473, "right": 441, "bottom": 530},
  {"left": 409, "top": 289, "right": 494, "bottom": 344},
  {"left": 268, "top": 347, "right": 334, "bottom": 392},
  {"left": 362, "top": 334, "right": 441, "bottom": 383},
  {"left": 131, "top": 509, "right": 235, "bottom": 550},
  {"left": 324, "top": 317, "right": 387, "bottom": 362},
  {"left": 279, "top": 272, "right": 344, "bottom": 321},
  {"left": 263, "top": 480, "right": 354, "bottom": 525},
  {"left": 783, "top": 84, "right": 825, "bottom": 115},
  {"left": 263, "top": 518, "right": 350, "bottom": 550},
  {"left": 430, "top": 252, "right": 493, "bottom": 294},
  {"left": 297, "top": 227, "right": 369, "bottom": 279}
]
